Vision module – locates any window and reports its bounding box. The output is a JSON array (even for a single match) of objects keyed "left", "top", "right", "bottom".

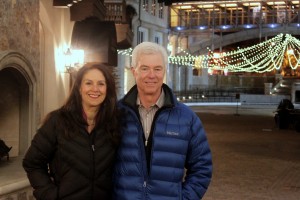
[
  {"left": 143, "top": 0, "right": 149, "bottom": 12},
  {"left": 151, "top": 0, "right": 156, "bottom": 16},
  {"left": 138, "top": 27, "right": 149, "bottom": 44},
  {"left": 138, "top": 31, "right": 144, "bottom": 44},
  {"left": 154, "top": 31, "right": 163, "bottom": 45},
  {"left": 158, "top": 3, "right": 164, "bottom": 19},
  {"left": 155, "top": 36, "right": 160, "bottom": 44}
]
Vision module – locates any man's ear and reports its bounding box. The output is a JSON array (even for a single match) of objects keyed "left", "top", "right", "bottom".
[{"left": 130, "top": 67, "right": 135, "bottom": 74}]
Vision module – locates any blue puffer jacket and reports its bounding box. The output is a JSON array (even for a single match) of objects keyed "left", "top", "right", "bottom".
[{"left": 113, "top": 84, "right": 212, "bottom": 200}]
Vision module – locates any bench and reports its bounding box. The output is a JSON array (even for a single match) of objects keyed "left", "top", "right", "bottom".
[{"left": 0, "top": 139, "right": 12, "bottom": 161}]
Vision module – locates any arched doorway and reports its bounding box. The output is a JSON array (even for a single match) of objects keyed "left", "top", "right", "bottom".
[{"left": 0, "top": 51, "right": 37, "bottom": 157}]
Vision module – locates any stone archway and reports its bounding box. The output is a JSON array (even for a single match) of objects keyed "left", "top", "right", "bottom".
[{"left": 0, "top": 51, "right": 37, "bottom": 157}]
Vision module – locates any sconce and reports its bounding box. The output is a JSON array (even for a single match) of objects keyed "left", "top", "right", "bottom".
[{"left": 64, "top": 48, "right": 85, "bottom": 73}]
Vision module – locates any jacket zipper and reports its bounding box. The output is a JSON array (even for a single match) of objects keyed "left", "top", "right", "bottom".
[
  {"left": 90, "top": 132, "right": 96, "bottom": 200},
  {"left": 133, "top": 110, "right": 148, "bottom": 199},
  {"left": 142, "top": 108, "right": 167, "bottom": 199}
]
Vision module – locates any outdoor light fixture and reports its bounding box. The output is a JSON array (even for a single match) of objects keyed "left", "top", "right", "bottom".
[
  {"left": 242, "top": 24, "right": 255, "bottom": 29},
  {"left": 64, "top": 48, "right": 72, "bottom": 70},
  {"left": 195, "top": 26, "right": 208, "bottom": 30},
  {"left": 64, "top": 48, "right": 85, "bottom": 73},
  {"left": 268, "top": 23, "right": 279, "bottom": 28}
]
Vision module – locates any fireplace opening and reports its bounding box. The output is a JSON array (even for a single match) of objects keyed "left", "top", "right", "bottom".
[{"left": 0, "top": 67, "right": 29, "bottom": 157}]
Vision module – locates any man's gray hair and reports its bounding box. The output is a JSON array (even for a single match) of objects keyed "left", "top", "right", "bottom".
[{"left": 131, "top": 42, "right": 168, "bottom": 68}]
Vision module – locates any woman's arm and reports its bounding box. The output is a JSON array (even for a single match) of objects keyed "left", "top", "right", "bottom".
[{"left": 23, "top": 114, "right": 58, "bottom": 200}]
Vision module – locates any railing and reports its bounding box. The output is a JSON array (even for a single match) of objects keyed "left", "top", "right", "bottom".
[
  {"left": 171, "top": 8, "right": 300, "bottom": 29},
  {"left": 104, "top": 0, "right": 126, "bottom": 24},
  {"left": 174, "top": 87, "right": 264, "bottom": 103}
]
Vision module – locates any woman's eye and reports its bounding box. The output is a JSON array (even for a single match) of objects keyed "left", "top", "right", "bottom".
[{"left": 100, "top": 80, "right": 106, "bottom": 84}]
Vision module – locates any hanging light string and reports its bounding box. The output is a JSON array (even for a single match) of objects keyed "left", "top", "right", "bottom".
[{"left": 117, "top": 34, "right": 300, "bottom": 73}]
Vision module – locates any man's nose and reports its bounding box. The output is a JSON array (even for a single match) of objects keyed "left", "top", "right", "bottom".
[{"left": 148, "top": 69, "right": 156, "bottom": 76}]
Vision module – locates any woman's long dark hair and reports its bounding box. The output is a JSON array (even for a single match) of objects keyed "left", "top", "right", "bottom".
[{"left": 59, "top": 63, "right": 120, "bottom": 145}]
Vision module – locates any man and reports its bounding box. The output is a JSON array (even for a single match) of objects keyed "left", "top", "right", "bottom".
[{"left": 113, "top": 42, "right": 212, "bottom": 200}]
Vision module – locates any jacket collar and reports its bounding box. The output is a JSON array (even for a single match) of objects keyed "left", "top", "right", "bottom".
[{"left": 122, "top": 83, "right": 175, "bottom": 109}]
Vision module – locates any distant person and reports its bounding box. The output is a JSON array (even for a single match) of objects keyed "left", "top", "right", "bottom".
[
  {"left": 23, "top": 63, "right": 120, "bottom": 200},
  {"left": 0, "top": 139, "right": 12, "bottom": 160},
  {"left": 113, "top": 42, "right": 212, "bottom": 199}
]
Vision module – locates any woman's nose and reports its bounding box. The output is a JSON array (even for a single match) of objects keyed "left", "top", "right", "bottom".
[{"left": 92, "top": 84, "right": 99, "bottom": 91}]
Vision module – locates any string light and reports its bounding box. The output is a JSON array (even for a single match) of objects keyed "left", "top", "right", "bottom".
[{"left": 117, "top": 34, "right": 300, "bottom": 73}]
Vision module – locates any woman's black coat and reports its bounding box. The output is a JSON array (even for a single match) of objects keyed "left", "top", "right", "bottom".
[{"left": 23, "top": 110, "right": 117, "bottom": 200}]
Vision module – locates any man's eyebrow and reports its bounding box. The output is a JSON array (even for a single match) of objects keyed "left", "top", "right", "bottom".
[{"left": 140, "top": 65, "right": 163, "bottom": 68}]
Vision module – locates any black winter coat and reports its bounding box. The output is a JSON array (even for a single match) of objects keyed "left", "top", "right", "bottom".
[{"left": 23, "top": 110, "right": 117, "bottom": 200}]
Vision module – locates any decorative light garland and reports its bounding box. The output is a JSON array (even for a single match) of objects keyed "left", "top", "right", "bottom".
[{"left": 117, "top": 34, "right": 300, "bottom": 73}]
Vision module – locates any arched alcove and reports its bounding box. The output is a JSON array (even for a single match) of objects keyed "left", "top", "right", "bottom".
[{"left": 0, "top": 51, "right": 37, "bottom": 156}]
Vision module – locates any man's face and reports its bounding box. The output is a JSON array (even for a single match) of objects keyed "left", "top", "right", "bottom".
[{"left": 132, "top": 53, "right": 165, "bottom": 97}]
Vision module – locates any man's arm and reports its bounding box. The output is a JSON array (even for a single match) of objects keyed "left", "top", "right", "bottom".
[{"left": 182, "top": 113, "right": 213, "bottom": 199}]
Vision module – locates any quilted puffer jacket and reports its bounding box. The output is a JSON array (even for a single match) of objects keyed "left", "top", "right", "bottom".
[
  {"left": 23, "top": 110, "right": 117, "bottom": 200},
  {"left": 113, "top": 84, "right": 212, "bottom": 200}
]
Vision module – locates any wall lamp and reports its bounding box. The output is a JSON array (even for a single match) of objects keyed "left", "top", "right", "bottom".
[{"left": 64, "top": 48, "right": 85, "bottom": 73}]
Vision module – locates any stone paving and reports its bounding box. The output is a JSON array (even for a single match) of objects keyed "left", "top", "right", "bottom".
[{"left": 194, "top": 105, "right": 300, "bottom": 200}]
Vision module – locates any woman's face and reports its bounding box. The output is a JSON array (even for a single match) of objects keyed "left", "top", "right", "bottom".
[{"left": 80, "top": 68, "right": 107, "bottom": 111}]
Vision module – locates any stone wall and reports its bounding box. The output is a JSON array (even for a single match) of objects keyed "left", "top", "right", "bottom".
[
  {"left": 0, "top": 0, "right": 40, "bottom": 156},
  {"left": 0, "top": 0, "right": 39, "bottom": 75},
  {"left": 0, "top": 2, "right": 39, "bottom": 198}
]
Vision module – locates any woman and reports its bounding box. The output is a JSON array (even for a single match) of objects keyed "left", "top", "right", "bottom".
[{"left": 23, "top": 63, "right": 120, "bottom": 200}]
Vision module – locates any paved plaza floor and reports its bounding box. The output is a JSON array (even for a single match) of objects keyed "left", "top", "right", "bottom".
[
  {"left": 194, "top": 105, "right": 300, "bottom": 200},
  {"left": 1, "top": 104, "right": 300, "bottom": 199}
]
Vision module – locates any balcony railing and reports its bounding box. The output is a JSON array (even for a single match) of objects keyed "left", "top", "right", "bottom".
[
  {"left": 171, "top": 8, "right": 300, "bottom": 31},
  {"left": 174, "top": 87, "right": 265, "bottom": 103},
  {"left": 104, "top": 0, "right": 127, "bottom": 24},
  {"left": 104, "top": 0, "right": 133, "bottom": 49}
]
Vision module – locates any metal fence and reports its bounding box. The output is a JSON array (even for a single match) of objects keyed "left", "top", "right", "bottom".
[{"left": 174, "top": 87, "right": 264, "bottom": 103}]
